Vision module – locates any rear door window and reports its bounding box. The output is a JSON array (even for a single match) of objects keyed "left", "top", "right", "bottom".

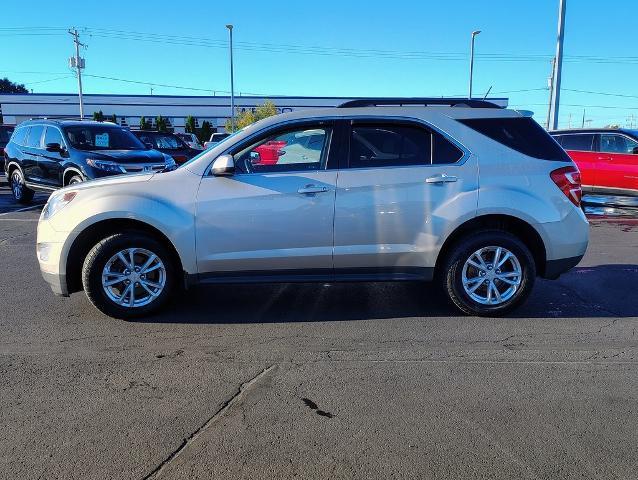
[
  {"left": 433, "top": 131, "right": 464, "bottom": 164},
  {"left": 460, "top": 117, "right": 571, "bottom": 161},
  {"left": 558, "top": 134, "right": 595, "bottom": 152},
  {"left": 25, "top": 125, "right": 44, "bottom": 148},
  {"left": 349, "top": 124, "right": 432, "bottom": 168}
]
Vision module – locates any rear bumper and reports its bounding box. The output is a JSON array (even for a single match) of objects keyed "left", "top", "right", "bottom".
[{"left": 543, "top": 254, "right": 584, "bottom": 280}]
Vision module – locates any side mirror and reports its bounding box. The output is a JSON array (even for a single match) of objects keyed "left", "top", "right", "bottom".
[
  {"left": 45, "top": 142, "right": 62, "bottom": 153},
  {"left": 632, "top": 146, "right": 638, "bottom": 155},
  {"left": 211, "top": 154, "right": 235, "bottom": 176}
]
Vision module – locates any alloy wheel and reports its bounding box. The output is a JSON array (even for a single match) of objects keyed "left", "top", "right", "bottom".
[
  {"left": 101, "top": 247, "right": 166, "bottom": 308},
  {"left": 461, "top": 246, "right": 522, "bottom": 305},
  {"left": 11, "top": 172, "right": 23, "bottom": 199}
]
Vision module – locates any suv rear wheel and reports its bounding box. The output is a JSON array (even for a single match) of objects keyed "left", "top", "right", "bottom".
[
  {"left": 82, "top": 232, "right": 176, "bottom": 319},
  {"left": 440, "top": 230, "right": 536, "bottom": 316},
  {"left": 9, "top": 168, "right": 34, "bottom": 204}
]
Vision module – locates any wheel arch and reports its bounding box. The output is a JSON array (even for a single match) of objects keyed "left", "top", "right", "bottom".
[
  {"left": 5, "top": 161, "right": 22, "bottom": 177},
  {"left": 65, "top": 218, "right": 184, "bottom": 294},
  {"left": 435, "top": 214, "right": 547, "bottom": 278},
  {"left": 63, "top": 166, "right": 84, "bottom": 185}
]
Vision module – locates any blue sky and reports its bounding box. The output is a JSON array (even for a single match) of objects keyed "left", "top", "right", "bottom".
[{"left": 2, "top": 0, "right": 637, "bottom": 128}]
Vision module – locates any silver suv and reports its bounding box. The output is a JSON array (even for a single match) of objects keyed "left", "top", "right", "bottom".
[{"left": 37, "top": 98, "right": 589, "bottom": 318}]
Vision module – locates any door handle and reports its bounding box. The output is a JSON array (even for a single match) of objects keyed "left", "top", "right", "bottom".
[
  {"left": 297, "top": 185, "right": 329, "bottom": 194},
  {"left": 425, "top": 174, "right": 458, "bottom": 184}
]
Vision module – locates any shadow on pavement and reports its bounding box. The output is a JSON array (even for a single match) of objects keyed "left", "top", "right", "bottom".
[{"left": 135, "top": 264, "right": 638, "bottom": 324}]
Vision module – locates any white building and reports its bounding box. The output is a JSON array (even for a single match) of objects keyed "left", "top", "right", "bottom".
[
  {"left": 0, "top": 93, "right": 354, "bottom": 132},
  {"left": 0, "top": 94, "right": 509, "bottom": 133}
]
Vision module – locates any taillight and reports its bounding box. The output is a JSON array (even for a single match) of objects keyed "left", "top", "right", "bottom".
[{"left": 550, "top": 166, "right": 582, "bottom": 207}]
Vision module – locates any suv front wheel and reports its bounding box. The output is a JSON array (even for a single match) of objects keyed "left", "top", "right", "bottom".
[
  {"left": 9, "top": 168, "right": 34, "bottom": 204},
  {"left": 440, "top": 230, "right": 536, "bottom": 317},
  {"left": 82, "top": 232, "right": 177, "bottom": 319}
]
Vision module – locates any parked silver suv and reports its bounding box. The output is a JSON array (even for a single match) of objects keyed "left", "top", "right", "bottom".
[{"left": 37, "top": 98, "right": 589, "bottom": 318}]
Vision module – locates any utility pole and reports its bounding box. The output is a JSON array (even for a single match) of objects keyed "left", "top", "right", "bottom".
[
  {"left": 226, "top": 24, "right": 235, "bottom": 132},
  {"left": 581, "top": 109, "right": 586, "bottom": 128},
  {"left": 549, "top": 0, "right": 566, "bottom": 130},
  {"left": 68, "top": 28, "right": 86, "bottom": 120},
  {"left": 468, "top": 30, "right": 481, "bottom": 99},
  {"left": 546, "top": 58, "right": 555, "bottom": 129}
]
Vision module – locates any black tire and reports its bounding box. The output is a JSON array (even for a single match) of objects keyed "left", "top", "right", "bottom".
[
  {"left": 9, "top": 168, "right": 34, "bottom": 204},
  {"left": 67, "top": 174, "right": 83, "bottom": 185},
  {"left": 82, "top": 232, "right": 177, "bottom": 319},
  {"left": 439, "top": 230, "right": 536, "bottom": 317}
]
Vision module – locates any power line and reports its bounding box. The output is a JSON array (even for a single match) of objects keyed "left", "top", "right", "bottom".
[{"left": 3, "top": 26, "right": 638, "bottom": 65}]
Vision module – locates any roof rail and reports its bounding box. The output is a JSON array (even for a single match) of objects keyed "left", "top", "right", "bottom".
[{"left": 337, "top": 97, "right": 505, "bottom": 109}]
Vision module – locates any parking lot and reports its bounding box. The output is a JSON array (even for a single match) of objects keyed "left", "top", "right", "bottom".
[{"left": 0, "top": 181, "right": 637, "bottom": 479}]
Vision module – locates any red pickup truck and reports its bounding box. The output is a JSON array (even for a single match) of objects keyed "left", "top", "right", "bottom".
[{"left": 551, "top": 129, "right": 638, "bottom": 196}]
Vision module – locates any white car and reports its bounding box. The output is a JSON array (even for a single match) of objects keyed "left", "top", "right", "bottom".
[
  {"left": 36, "top": 98, "right": 589, "bottom": 318},
  {"left": 203, "top": 132, "right": 231, "bottom": 149},
  {"left": 176, "top": 132, "right": 204, "bottom": 150}
]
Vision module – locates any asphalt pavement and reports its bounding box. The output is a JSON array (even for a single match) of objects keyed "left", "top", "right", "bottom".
[{"left": 0, "top": 181, "right": 637, "bottom": 479}]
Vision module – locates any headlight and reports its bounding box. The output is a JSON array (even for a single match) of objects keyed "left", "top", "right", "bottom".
[
  {"left": 162, "top": 154, "right": 177, "bottom": 171},
  {"left": 86, "top": 159, "right": 125, "bottom": 173},
  {"left": 163, "top": 154, "right": 177, "bottom": 167},
  {"left": 41, "top": 191, "right": 77, "bottom": 220}
]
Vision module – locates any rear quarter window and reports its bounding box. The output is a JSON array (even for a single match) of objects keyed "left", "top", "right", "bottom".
[
  {"left": 460, "top": 117, "right": 571, "bottom": 161},
  {"left": 10, "top": 126, "right": 28, "bottom": 146}
]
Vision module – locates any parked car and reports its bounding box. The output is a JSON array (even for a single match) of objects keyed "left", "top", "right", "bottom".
[
  {"left": 0, "top": 124, "right": 15, "bottom": 174},
  {"left": 3, "top": 120, "right": 175, "bottom": 203},
  {"left": 551, "top": 128, "right": 638, "bottom": 196},
  {"left": 176, "top": 132, "right": 204, "bottom": 150},
  {"left": 203, "top": 132, "right": 230, "bottom": 149},
  {"left": 36, "top": 98, "right": 588, "bottom": 319},
  {"left": 131, "top": 130, "right": 199, "bottom": 165}
]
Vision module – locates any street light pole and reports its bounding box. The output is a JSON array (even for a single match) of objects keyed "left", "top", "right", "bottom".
[
  {"left": 549, "top": 0, "right": 566, "bottom": 130},
  {"left": 469, "top": 30, "right": 481, "bottom": 99},
  {"left": 226, "top": 24, "right": 235, "bottom": 132}
]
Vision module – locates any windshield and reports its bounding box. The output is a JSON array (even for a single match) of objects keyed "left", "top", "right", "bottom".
[
  {"left": 135, "top": 132, "right": 185, "bottom": 150},
  {"left": 64, "top": 125, "right": 147, "bottom": 150}
]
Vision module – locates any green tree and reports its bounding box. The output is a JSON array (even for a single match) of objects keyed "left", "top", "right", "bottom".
[
  {"left": 156, "top": 115, "right": 168, "bottom": 132},
  {"left": 185, "top": 115, "right": 197, "bottom": 134},
  {"left": 92, "top": 110, "right": 105, "bottom": 122},
  {"left": 225, "top": 100, "right": 278, "bottom": 132},
  {"left": 109, "top": 114, "right": 118, "bottom": 124},
  {"left": 0, "top": 77, "right": 28, "bottom": 94},
  {"left": 139, "top": 116, "right": 150, "bottom": 130},
  {"left": 199, "top": 121, "right": 213, "bottom": 143}
]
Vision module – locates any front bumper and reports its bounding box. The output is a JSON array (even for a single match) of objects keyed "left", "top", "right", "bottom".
[
  {"left": 37, "top": 218, "right": 70, "bottom": 296},
  {"left": 41, "top": 270, "right": 69, "bottom": 296}
]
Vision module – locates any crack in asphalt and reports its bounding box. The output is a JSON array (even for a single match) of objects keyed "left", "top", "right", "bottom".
[{"left": 141, "top": 364, "right": 277, "bottom": 480}]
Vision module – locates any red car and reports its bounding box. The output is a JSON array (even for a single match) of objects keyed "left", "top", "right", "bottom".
[
  {"left": 551, "top": 129, "right": 638, "bottom": 196},
  {"left": 252, "top": 140, "right": 287, "bottom": 165}
]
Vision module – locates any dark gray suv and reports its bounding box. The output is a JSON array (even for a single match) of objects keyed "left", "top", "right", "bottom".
[{"left": 3, "top": 119, "right": 175, "bottom": 203}]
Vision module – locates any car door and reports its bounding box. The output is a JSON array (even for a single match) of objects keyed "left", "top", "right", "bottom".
[
  {"left": 21, "top": 125, "right": 45, "bottom": 182},
  {"left": 38, "top": 126, "right": 67, "bottom": 187},
  {"left": 555, "top": 133, "right": 597, "bottom": 189},
  {"left": 195, "top": 121, "right": 338, "bottom": 276},
  {"left": 333, "top": 119, "right": 477, "bottom": 275},
  {"left": 597, "top": 133, "right": 638, "bottom": 193}
]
